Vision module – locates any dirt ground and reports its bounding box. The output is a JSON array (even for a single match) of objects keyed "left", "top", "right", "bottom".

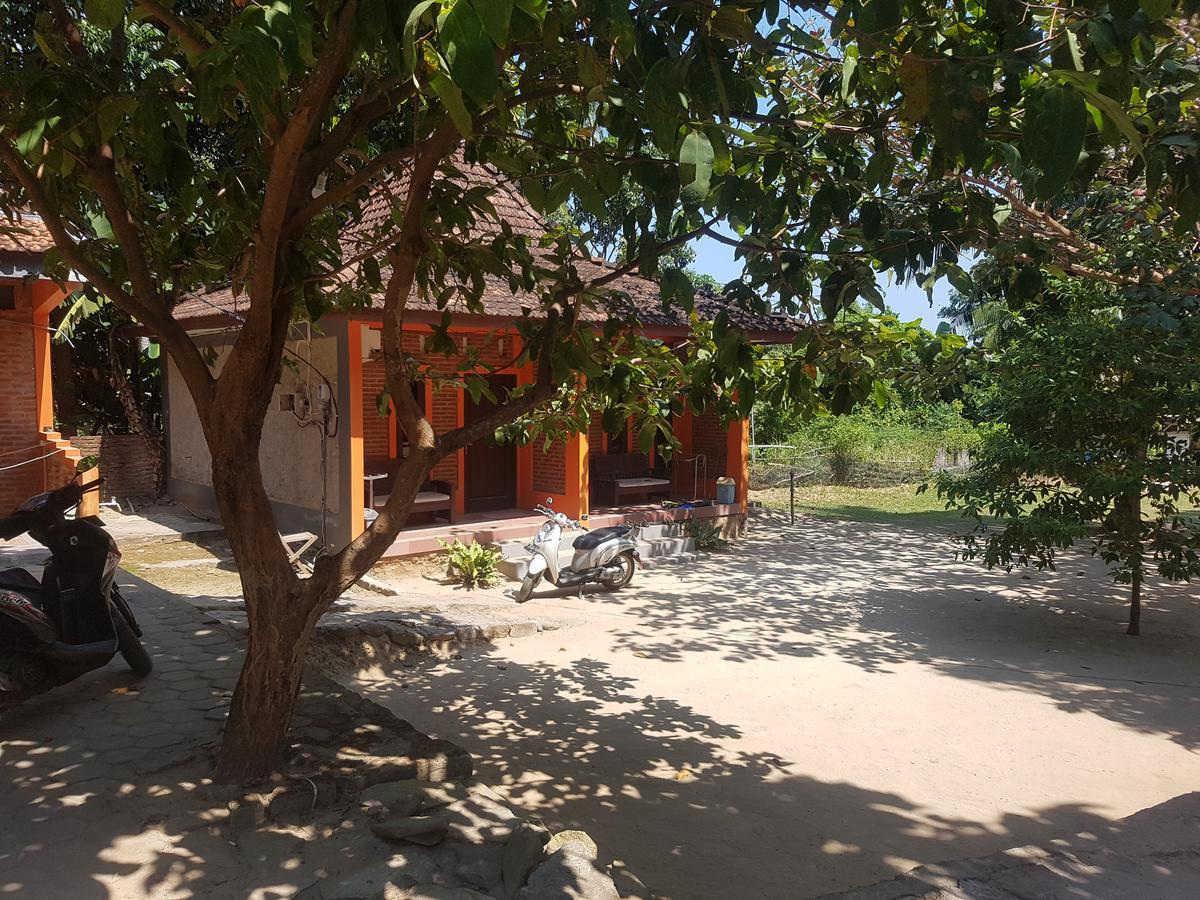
[{"left": 340, "top": 512, "right": 1200, "bottom": 899}]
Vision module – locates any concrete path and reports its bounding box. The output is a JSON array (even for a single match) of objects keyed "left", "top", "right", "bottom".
[{"left": 347, "top": 513, "right": 1200, "bottom": 899}]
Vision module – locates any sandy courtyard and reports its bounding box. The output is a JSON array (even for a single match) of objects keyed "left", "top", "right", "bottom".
[{"left": 346, "top": 512, "right": 1200, "bottom": 899}]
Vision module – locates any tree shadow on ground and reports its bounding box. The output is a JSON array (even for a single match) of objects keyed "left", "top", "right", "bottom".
[
  {"left": 353, "top": 644, "right": 1164, "bottom": 899},
  {"left": 0, "top": 574, "right": 461, "bottom": 900},
  {"left": 593, "top": 512, "right": 1200, "bottom": 751}
]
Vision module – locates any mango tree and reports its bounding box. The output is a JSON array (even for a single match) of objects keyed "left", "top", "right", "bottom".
[{"left": 1, "top": 0, "right": 1195, "bottom": 780}]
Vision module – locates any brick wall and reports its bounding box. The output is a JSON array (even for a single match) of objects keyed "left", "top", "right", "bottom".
[
  {"left": 533, "top": 439, "right": 567, "bottom": 494},
  {"left": 587, "top": 413, "right": 604, "bottom": 452},
  {"left": 0, "top": 295, "right": 44, "bottom": 514},
  {"left": 429, "top": 385, "right": 459, "bottom": 485},
  {"left": 71, "top": 434, "right": 160, "bottom": 502},
  {"left": 692, "top": 411, "right": 729, "bottom": 475},
  {"left": 361, "top": 356, "right": 390, "bottom": 462}
]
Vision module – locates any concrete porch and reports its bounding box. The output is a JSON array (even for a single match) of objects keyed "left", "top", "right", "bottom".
[{"left": 383, "top": 501, "right": 743, "bottom": 560}]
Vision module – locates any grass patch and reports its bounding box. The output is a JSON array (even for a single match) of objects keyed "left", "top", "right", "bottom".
[{"left": 751, "top": 483, "right": 977, "bottom": 527}]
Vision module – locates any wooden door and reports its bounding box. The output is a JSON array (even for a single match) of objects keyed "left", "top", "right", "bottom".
[{"left": 464, "top": 374, "right": 517, "bottom": 512}]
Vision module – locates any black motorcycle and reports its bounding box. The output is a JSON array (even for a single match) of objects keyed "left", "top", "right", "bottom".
[{"left": 0, "top": 479, "right": 151, "bottom": 706}]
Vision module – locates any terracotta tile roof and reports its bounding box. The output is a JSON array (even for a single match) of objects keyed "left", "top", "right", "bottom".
[
  {"left": 174, "top": 162, "right": 796, "bottom": 339},
  {"left": 0, "top": 212, "right": 55, "bottom": 254},
  {"left": 173, "top": 258, "right": 796, "bottom": 338},
  {"left": 342, "top": 158, "right": 546, "bottom": 253}
]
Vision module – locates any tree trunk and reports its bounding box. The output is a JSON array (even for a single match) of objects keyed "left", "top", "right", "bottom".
[
  {"left": 1127, "top": 573, "right": 1142, "bottom": 636},
  {"left": 1123, "top": 485, "right": 1143, "bottom": 637},
  {"left": 215, "top": 579, "right": 316, "bottom": 782},
  {"left": 204, "top": 419, "right": 327, "bottom": 782}
]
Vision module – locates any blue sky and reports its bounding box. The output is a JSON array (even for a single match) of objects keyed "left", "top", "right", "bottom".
[{"left": 690, "top": 233, "right": 954, "bottom": 328}]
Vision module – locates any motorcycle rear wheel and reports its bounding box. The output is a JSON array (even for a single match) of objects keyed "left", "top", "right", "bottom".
[
  {"left": 600, "top": 551, "right": 636, "bottom": 591},
  {"left": 515, "top": 572, "right": 543, "bottom": 604},
  {"left": 113, "top": 610, "right": 153, "bottom": 677}
]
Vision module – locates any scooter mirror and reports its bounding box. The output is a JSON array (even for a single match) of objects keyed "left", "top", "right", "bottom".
[
  {"left": 545, "top": 497, "right": 553, "bottom": 505},
  {"left": 580, "top": 514, "right": 589, "bottom": 520}
]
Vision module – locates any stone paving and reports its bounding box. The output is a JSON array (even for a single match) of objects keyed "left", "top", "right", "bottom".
[
  {"left": 0, "top": 574, "right": 242, "bottom": 897},
  {"left": 0, "top": 567, "right": 630, "bottom": 899}
]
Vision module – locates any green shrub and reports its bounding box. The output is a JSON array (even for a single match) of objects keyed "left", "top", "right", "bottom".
[
  {"left": 685, "top": 518, "right": 730, "bottom": 551},
  {"left": 438, "top": 539, "right": 504, "bottom": 589}
]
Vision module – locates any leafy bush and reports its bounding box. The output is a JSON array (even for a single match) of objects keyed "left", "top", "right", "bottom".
[
  {"left": 438, "top": 539, "right": 504, "bottom": 589},
  {"left": 785, "top": 401, "right": 981, "bottom": 470},
  {"left": 685, "top": 518, "right": 730, "bottom": 551}
]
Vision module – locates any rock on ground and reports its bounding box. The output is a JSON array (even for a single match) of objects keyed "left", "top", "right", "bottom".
[{"left": 517, "top": 844, "right": 621, "bottom": 900}]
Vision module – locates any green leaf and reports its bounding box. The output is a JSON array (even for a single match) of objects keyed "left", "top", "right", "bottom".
[
  {"left": 860, "top": 0, "right": 901, "bottom": 33},
  {"left": 403, "top": 0, "right": 440, "bottom": 73},
  {"left": 577, "top": 44, "right": 606, "bottom": 89},
  {"left": 660, "top": 267, "right": 695, "bottom": 313},
  {"left": 376, "top": 391, "right": 391, "bottom": 418},
  {"left": 991, "top": 141, "right": 1025, "bottom": 177},
  {"left": 1139, "top": 0, "right": 1172, "bottom": 21},
  {"left": 679, "top": 130, "right": 714, "bottom": 204},
  {"left": 476, "top": 0, "right": 513, "bottom": 46},
  {"left": 85, "top": 0, "right": 125, "bottom": 31},
  {"left": 1051, "top": 70, "right": 1144, "bottom": 156},
  {"left": 1087, "top": 19, "right": 1122, "bottom": 66},
  {"left": 14, "top": 119, "right": 46, "bottom": 156},
  {"left": 840, "top": 47, "right": 858, "bottom": 102},
  {"left": 440, "top": 0, "right": 498, "bottom": 101},
  {"left": 514, "top": 0, "right": 547, "bottom": 24},
  {"left": 1024, "top": 86, "right": 1087, "bottom": 200},
  {"left": 430, "top": 70, "right": 473, "bottom": 136}
]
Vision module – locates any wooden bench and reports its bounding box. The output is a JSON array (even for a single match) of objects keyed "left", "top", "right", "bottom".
[
  {"left": 589, "top": 452, "right": 672, "bottom": 507},
  {"left": 365, "top": 459, "right": 455, "bottom": 524}
]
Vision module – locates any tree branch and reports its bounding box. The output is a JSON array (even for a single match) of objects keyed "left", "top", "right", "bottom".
[
  {"left": 133, "top": 0, "right": 210, "bottom": 58},
  {"left": 0, "top": 139, "right": 215, "bottom": 409}
]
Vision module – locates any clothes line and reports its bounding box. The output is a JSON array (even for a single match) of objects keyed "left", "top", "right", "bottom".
[{"left": 0, "top": 445, "right": 66, "bottom": 473}]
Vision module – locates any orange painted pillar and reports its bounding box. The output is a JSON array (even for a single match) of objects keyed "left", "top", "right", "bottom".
[
  {"left": 566, "top": 429, "right": 589, "bottom": 519},
  {"left": 30, "top": 284, "right": 67, "bottom": 433},
  {"left": 346, "top": 322, "right": 365, "bottom": 538},
  {"left": 725, "top": 416, "right": 750, "bottom": 512}
]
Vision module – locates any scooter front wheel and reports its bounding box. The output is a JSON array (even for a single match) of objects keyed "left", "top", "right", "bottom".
[
  {"left": 600, "top": 551, "right": 637, "bottom": 591},
  {"left": 515, "top": 571, "right": 543, "bottom": 604}
]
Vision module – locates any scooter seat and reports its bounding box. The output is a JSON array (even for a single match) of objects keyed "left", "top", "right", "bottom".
[
  {"left": 0, "top": 568, "right": 44, "bottom": 607},
  {"left": 573, "top": 524, "right": 632, "bottom": 550}
]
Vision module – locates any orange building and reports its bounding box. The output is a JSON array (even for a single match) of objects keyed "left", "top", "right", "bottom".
[
  {"left": 0, "top": 213, "right": 85, "bottom": 514},
  {"left": 164, "top": 168, "right": 793, "bottom": 554}
]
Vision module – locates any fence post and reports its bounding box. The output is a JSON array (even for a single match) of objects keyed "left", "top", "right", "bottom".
[{"left": 789, "top": 464, "right": 796, "bottom": 525}]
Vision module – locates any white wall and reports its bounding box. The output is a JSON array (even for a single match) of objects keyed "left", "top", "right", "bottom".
[{"left": 166, "top": 328, "right": 342, "bottom": 523}]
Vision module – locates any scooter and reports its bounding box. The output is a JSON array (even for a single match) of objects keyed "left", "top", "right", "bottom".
[
  {"left": 514, "top": 499, "right": 643, "bottom": 603},
  {"left": 0, "top": 478, "right": 152, "bottom": 707}
]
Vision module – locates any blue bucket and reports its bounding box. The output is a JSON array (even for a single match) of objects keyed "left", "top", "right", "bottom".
[{"left": 716, "top": 478, "right": 736, "bottom": 505}]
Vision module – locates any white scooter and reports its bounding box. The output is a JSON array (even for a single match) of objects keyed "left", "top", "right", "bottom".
[{"left": 515, "top": 499, "right": 643, "bottom": 603}]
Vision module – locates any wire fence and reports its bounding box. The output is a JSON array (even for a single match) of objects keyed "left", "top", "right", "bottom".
[{"left": 749, "top": 444, "right": 973, "bottom": 522}]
